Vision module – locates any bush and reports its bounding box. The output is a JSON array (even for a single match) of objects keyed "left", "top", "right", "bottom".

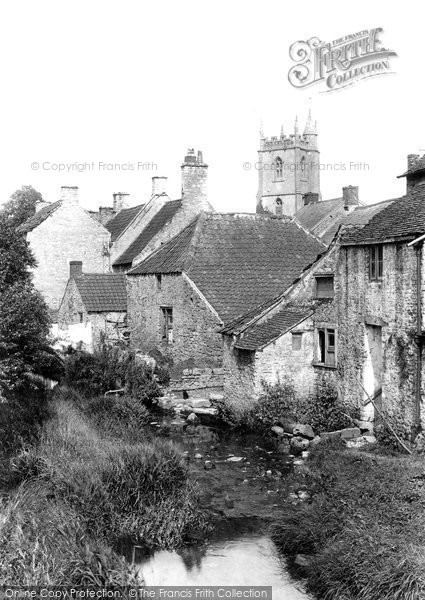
[
  {"left": 300, "top": 380, "right": 358, "bottom": 434},
  {"left": 64, "top": 347, "right": 161, "bottom": 406}
]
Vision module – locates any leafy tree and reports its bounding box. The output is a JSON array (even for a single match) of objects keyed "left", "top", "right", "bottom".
[{"left": 2, "top": 185, "right": 41, "bottom": 227}]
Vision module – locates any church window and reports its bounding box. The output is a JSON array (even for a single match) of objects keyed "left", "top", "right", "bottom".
[
  {"left": 276, "top": 157, "right": 283, "bottom": 179},
  {"left": 276, "top": 198, "right": 283, "bottom": 216},
  {"left": 300, "top": 156, "right": 306, "bottom": 173}
]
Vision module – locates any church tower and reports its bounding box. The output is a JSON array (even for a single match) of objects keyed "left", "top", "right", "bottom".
[{"left": 256, "top": 112, "right": 320, "bottom": 216}]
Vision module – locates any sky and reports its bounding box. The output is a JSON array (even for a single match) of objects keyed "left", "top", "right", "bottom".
[{"left": 0, "top": 1, "right": 423, "bottom": 213}]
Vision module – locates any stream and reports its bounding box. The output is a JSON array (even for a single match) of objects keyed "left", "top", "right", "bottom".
[{"left": 132, "top": 414, "right": 310, "bottom": 599}]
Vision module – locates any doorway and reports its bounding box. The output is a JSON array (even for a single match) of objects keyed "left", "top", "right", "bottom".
[{"left": 363, "top": 325, "right": 383, "bottom": 421}]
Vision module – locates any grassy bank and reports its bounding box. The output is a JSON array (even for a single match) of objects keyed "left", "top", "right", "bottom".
[
  {"left": 271, "top": 442, "right": 425, "bottom": 600},
  {"left": 0, "top": 387, "right": 209, "bottom": 586}
]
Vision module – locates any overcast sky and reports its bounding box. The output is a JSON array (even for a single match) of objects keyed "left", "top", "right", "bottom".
[{"left": 0, "top": 1, "right": 423, "bottom": 212}]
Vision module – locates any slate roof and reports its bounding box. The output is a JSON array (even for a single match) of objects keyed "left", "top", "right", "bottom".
[
  {"left": 114, "top": 200, "right": 183, "bottom": 266},
  {"left": 234, "top": 306, "right": 313, "bottom": 350},
  {"left": 320, "top": 199, "right": 396, "bottom": 245},
  {"left": 341, "top": 187, "right": 425, "bottom": 245},
  {"left": 129, "top": 213, "right": 325, "bottom": 324},
  {"left": 74, "top": 274, "right": 127, "bottom": 312},
  {"left": 17, "top": 201, "right": 61, "bottom": 233},
  {"left": 105, "top": 204, "right": 145, "bottom": 241},
  {"left": 294, "top": 197, "right": 345, "bottom": 232}
]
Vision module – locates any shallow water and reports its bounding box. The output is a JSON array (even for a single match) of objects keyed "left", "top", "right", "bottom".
[
  {"left": 137, "top": 530, "right": 307, "bottom": 599},
  {"left": 134, "top": 414, "right": 309, "bottom": 599}
]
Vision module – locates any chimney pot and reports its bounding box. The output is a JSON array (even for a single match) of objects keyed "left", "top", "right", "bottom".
[
  {"left": 60, "top": 186, "right": 79, "bottom": 205},
  {"left": 113, "top": 192, "right": 129, "bottom": 213},
  {"left": 69, "top": 261, "right": 83, "bottom": 278},
  {"left": 342, "top": 185, "right": 359, "bottom": 207},
  {"left": 152, "top": 176, "right": 168, "bottom": 196}
]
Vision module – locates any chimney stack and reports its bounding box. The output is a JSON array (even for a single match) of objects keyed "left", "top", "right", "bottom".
[
  {"left": 60, "top": 186, "right": 79, "bottom": 205},
  {"left": 113, "top": 192, "right": 129, "bottom": 213},
  {"left": 303, "top": 192, "right": 319, "bottom": 206},
  {"left": 152, "top": 176, "right": 168, "bottom": 196},
  {"left": 98, "top": 206, "right": 115, "bottom": 225},
  {"left": 69, "top": 261, "right": 83, "bottom": 278},
  {"left": 343, "top": 185, "right": 359, "bottom": 208},
  {"left": 181, "top": 148, "right": 209, "bottom": 211}
]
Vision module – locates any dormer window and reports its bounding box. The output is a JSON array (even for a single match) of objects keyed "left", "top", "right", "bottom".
[
  {"left": 276, "top": 157, "right": 283, "bottom": 179},
  {"left": 369, "top": 245, "right": 383, "bottom": 281},
  {"left": 276, "top": 198, "right": 283, "bottom": 216}
]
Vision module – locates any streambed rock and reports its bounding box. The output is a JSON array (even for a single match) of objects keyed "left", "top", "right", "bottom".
[
  {"left": 290, "top": 436, "right": 310, "bottom": 454},
  {"left": 293, "top": 424, "right": 315, "bottom": 440}
]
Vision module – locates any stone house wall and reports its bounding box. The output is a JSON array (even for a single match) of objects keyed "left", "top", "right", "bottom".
[
  {"left": 222, "top": 243, "right": 340, "bottom": 415},
  {"left": 58, "top": 279, "right": 126, "bottom": 350},
  {"left": 28, "top": 203, "right": 110, "bottom": 312},
  {"left": 337, "top": 242, "right": 423, "bottom": 432},
  {"left": 127, "top": 272, "right": 223, "bottom": 381}
]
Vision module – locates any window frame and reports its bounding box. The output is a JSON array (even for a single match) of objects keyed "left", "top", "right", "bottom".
[
  {"left": 369, "top": 245, "right": 383, "bottom": 281},
  {"left": 314, "top": 325, "right": 337, "bottom": 368},
  {"left": 315, "top": 274, "right": 335, "bottom": 299},
  {"left": 275, "top": 156, "right": 283, "bottom": 179},
  {"left": 160, "top": 306, "right": 173, "bottom": 343},
  {"left": 276, "top": 197, "right": 283, "bottom": 216},
  {"left": 291, "top": 332, "right": 303, "bottom": 351}
]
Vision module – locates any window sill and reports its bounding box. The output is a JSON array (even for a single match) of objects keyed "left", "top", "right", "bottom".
[{"left": 312, "top": 362, "right": 338, "bottom": 370}]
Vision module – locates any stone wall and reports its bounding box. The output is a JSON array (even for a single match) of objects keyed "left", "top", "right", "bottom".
[
  {"left": 127, "top": 272, "right": 223, "bottom": 384},
  {"left": 58, "top": 279, "right": 126, "bottom": 350},
  {"left": 222, "top": 243, "right": 340, "bottom": 414},
  {"left": 337, "top": 242, "right": 422, "bottom": 432},
  {"left": 28, "top": 203, "right": 110, "bottom": 313}
]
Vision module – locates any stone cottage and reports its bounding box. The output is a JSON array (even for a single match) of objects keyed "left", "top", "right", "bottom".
[
  {"left": 18, "top": 186, "right": 111, "bottom": 318},
  {"left": 337, "top": 156, "right": 425, "bottom": 436},
  {"left": 126, "top": 212, "right": 325, "bottom": 396},
  {"left": 221, "top": 199, "right": 393, "bottom": 417},
  {"left": 58, "top": 261, "right": 127, "bottom": 351},
  {"left": 109, "top": 149, "right": 213, "bottom": 270}
]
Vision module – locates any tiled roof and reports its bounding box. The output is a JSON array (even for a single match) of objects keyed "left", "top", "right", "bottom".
[
  {"left": 17, "top": 201, "right": 61, "bottom": 233},
  {"left": 294, "top": 197, "right": 345, "bottom": 232},
  {"left": 105, "top": 204, "right": 145, "bottom": 241},
  {"left": 234, "top": 307, "right": 313, "bottom": 350},
  {"left": 320, "top": 199, "right": 396, "bottom": 245},
  {"left": 114, "top": 200, "right": 183, "bottom": 266},
  {"left": 74, "top": 274, "right": 127, "bottom": 312},
  {"left": 341, "top": 187, "right": 425, "bottom": 245},
  {"left": 129, "top": 213, "right": 325, "bottom": 324}
]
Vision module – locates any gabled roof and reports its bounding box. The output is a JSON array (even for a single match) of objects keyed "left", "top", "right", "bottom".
[
  {"left": 321, "top": 199, "right": 396, "bottom": 245},
  {"left": 234, "top": 306, "right": 313, "bottom": 350},
  {"left": 129, "top": 213, "right": 325, "bottom": 324},
  {"left": 105, "top": 204, "right": 145, "bottom": 241},
  {"left": 341, "top": 187, "right": 425, "bottom": 245},
  {"left": 114, "top": 200, "right": 183, "bottom": 266},
  {"left": 17, "top": 200, "right": 61, "bottom": 233},
  {"left": 74, "top": 273, "right": 127, "bottom": 312},
  {"left": 294, "top": 197, "right": 345, "bottom": 232}
]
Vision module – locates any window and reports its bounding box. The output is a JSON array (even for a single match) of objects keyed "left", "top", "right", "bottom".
[
  {"left": 369, "top": 245, "right": 383, "bottom": 281},
  {"left": 161, "top": 307, "right": 173, "bottom": 343},
  {"left": 315, "top": 275, "right": 334, "bottom": 298},
  {"left": 292, "top": 332, "right": 302, "bottom": 350},
  {"left": 78, "top": 312, "right": 84, "bottom": 323},
  {"left": 156, "top": 274, "right": 162, "bottom": 291},
  {"left": 300, "top": 156, "right": 306, "bottom": 173},
  {"left": 276, "top": 157, "right": 283, "bottom": 179},
  {"left": 317, "top": 327, "right": 336, "bottom": 366},
  {"left": 276, "top": 198, "right": 283, "bottom": 216}
]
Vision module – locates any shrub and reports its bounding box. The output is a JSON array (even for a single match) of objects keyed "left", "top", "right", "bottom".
[
  {"left": 63, "top": 347, "right": 161, "bottom": 406},
  {"left": 248, "top": 381, "right": 299, "bottom": 431},
  {"left": 300, "top": 380, "right": 357, "bottom": 434}
]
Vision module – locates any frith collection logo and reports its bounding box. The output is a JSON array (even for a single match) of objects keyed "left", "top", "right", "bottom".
[{"left": 288, "top": 28, "right": 397, "bottom": 92}]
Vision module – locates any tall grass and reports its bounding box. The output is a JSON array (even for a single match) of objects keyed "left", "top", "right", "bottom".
[
  {"left": 271, "top": 443, "right": 425, "bottom": 599},
  {"left": 1, "top": 387, "right": 210, "bottom": 585}
]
